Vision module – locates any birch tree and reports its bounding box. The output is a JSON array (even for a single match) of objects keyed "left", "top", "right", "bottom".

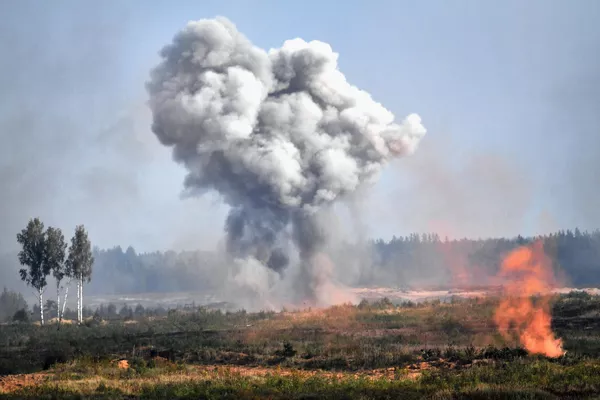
[
  {"left": 45, "top": 227, "right": 67, "bottom": 324},
  {"left": 16, "top": 218, "right": 50, "bottom": 325},
  {"left": 66, "top": 225, "right": 94, "bottom": 325},
  {"left": 61, "top": 266, "right": 73, "bottom": 322}
]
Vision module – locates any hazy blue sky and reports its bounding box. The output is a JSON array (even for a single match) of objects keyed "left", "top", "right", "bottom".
[{"left": 1, "top": 0, "right": 599, "bottom": 253}]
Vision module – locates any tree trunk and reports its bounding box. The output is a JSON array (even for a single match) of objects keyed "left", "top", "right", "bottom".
[
  {"left": 39, "top": 288, "right": 44, "bottom": 326},
  {"left": 61, "top": 279, "right": 70, "bottom": 320},
  {"left": 80, "top": 274, "right": 84, "bottom": 323},
  {"left": 76, "top": 278, "right": 81, "bottom": 325},
  {"left": 56, "top": 281, "right": 61, "bottom": 325}
]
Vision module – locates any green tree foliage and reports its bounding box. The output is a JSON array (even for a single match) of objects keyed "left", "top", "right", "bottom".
[
  {"left": 17, "top": 218, "right": 93, "bottom": 325},
  {"left": 16, "top": 218, "right": 50, "bottom": 325},
  {"left": 16, "top": 219, "right": 71, "bottom": 326},
  {"left": 118, "top": 304, "right": 133, "bottom": 320},
  {"left": 66, "top": 225, "right": 94, "bottom": 324},
  {"left": 66, "top": 225, "right": 94, "bottom": 285},
  {"left": 12, "top": 308, "right": 30, "bottom": 323},
  {"left": 44, "top": 299, "right": 57, "bottom": 316},
  {"left": 134, "top": 303, "right": 145, "bottom": 317},
  {"left": 105, "top": 303, "right": 118, "bottom": 319},
  {"left": 45, "top": 227, "right": 67, "bottom": 323}
]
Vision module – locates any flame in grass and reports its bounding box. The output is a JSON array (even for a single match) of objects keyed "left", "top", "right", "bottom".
[{"left": 494, "top": 240, "right": 565, "bottom": 358}]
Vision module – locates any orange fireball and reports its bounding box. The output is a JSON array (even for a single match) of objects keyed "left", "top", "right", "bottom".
[{"left": 494, "top": 240, "right": 564, "bottom": 358}]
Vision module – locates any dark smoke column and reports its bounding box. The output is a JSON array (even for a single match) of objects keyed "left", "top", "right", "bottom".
[{"left": 146, "top": 17, "right": 426, "bottom": 305}]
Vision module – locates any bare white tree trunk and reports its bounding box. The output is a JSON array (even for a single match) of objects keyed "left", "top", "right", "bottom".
[
  {"left": 80, "top": 274, "right": 84, "bottom": 322},
  {"left": 39, "top": 288, "right": 44, "bottom": 326},
  {"left": 80, "top": 275, "right": 83, "bottom": 324},
  {"left": 76, "top": 277, "right": 81, "bottom": 325},
  {"left": 56, "top": 281, "right": 61, "bottom": 324},
  {"left": 61, "top": 279, "right": 70, "bottom": 320}
]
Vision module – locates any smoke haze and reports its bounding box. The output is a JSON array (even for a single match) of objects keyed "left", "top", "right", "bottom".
[
  {"left": 0, "top": 3, "right": 143, "bottom": 254},
  {"left": 0, "top": 4, "right": 229, "bottom": 294},
  {"left": 0, "top": 2, "right": 599, "bottom": 308}
]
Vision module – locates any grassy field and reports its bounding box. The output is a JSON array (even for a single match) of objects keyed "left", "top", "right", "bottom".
[{"left": 1, "top": 292, "right": 600, "bottom": 399}]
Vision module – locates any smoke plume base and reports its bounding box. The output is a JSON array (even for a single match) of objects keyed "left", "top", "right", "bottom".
[{"left": 146, "top": 17, "right": 426, "bottom": 307}]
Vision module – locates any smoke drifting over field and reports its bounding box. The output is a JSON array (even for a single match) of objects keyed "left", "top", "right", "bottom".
[{"left": 146, "top": 17, "right": 426, "bottom": 306}]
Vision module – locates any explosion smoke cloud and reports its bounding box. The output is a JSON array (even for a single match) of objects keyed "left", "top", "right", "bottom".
[{"left": 146, "top": 17, "right": 426, "bottom": 304}]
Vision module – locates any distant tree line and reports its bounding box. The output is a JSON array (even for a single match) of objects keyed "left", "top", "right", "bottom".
[
  {"left": 0, "top": 287, "right": 203, "bottom": 325},
  {"left": 5, "top": 226, "right": 600, "bottom": 302},
  {"left": 86, "top": 247, "right": 225, "bottom": 295},
  {"left": 0, "top": 287, "right": 95, "bottom": 325},
  {"left": 2, "top": 228, "right": 600, "bottom": 324},
  {"left": 0, "top": 287, "right": 28, "bottom": 322},
  {"left": 87, "top": 229, "right": 600, "bottom": 293},
  {"left": 367, "top": 229, "right": 600, "bottom": 288}
]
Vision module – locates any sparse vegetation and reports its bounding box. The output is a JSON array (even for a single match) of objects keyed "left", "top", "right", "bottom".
[{"left": 0, "top": 292, "right": 600, "bottom": 398}]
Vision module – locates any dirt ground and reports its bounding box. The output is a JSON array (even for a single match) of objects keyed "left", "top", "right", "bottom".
[
  {"left": 0, "top": 362, "right": 439, "bottom": 394},
  {"left": 0, "top": 373, "right": 48, "bottom": 393}
]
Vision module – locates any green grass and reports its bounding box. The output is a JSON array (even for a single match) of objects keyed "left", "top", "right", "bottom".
[
  {"left": 1, "top": 292, "right": 600, "bottom": 398},
  {"left": 3, "top": 359, "right": 600, "bottom": 399}
]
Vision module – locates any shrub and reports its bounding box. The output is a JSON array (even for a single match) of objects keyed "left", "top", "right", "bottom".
[
  {"left": 275, "top": 341, "right": 297, "bottom": 358},
  {"left": 12, "top": 308, "right": 30, "bottom": 323},
  {"left": 42, "top": 344, "right": 74, "bottom": 370}
]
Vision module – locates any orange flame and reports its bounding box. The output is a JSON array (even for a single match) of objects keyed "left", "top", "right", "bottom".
[{"left": 493, "top": 241, "right": 564, "bottom": 357}]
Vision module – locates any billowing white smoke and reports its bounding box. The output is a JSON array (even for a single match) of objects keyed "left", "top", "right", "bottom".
[{"left": 146, "top": 17, "right": 426, "bottom": 307}]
